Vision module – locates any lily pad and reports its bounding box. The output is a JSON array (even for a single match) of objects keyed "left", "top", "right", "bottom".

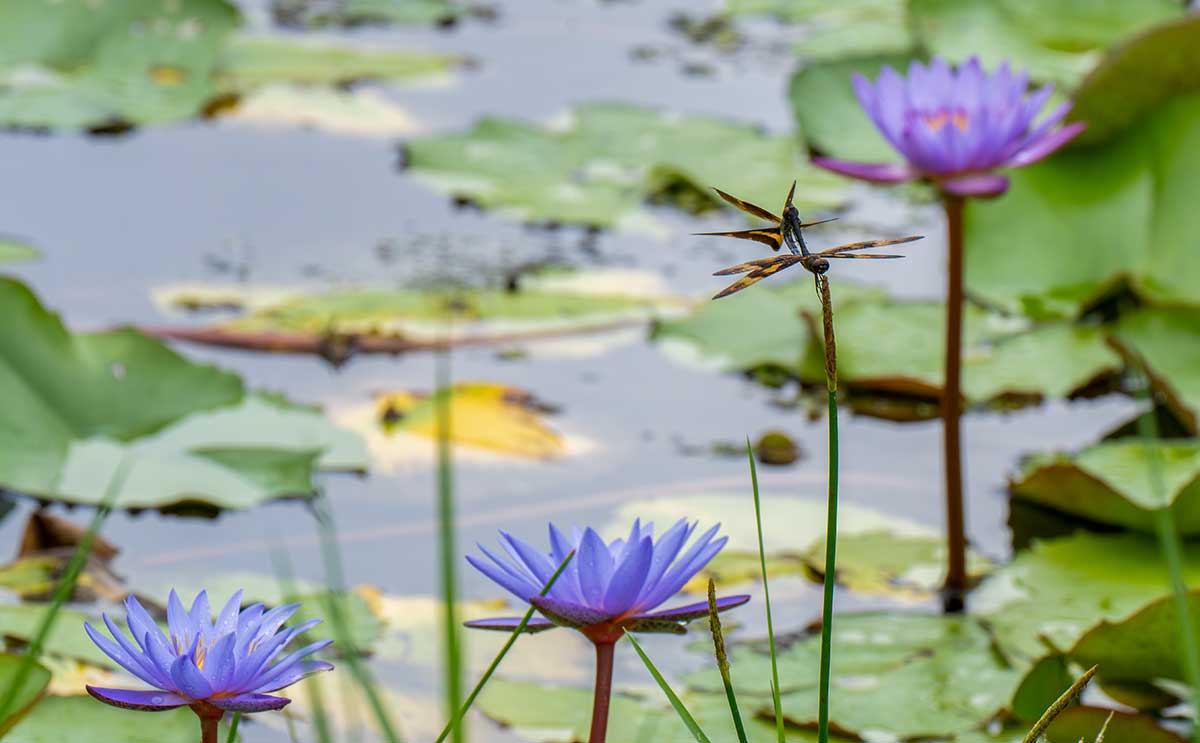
[
  {"left": 1112, "top": 308, "right": 1200, "bottom": 434},
  {"left": 908, "top": 0, "right": 1182, "bottom": 88},
  {"left": 964, "top": 97, "right": 1200, "bottom": 317},
  {"left": 1046, "top": 706, "right": 1185, "bottom": 743},
  {"left": 214, "top": 35, "right": 455, "bottom": 90},
  {"left": 0, "top": 655, "right": 50, "bottom": 736},
  {"left": 0, "top": 277, "right": 366, "bottom": 510},
  {"left": 6, "top": 694, "right": 237, "bottom": 743},
  {"left": 273, "top": 0, "right": 493, "bottom": 28},
  {"left": 0, "top": 239, "right": 38, "bottom": 265},
  {"left": 973, "top": 531, "right": 1200, "bottom": 664},
  {"left": 220, "top": 84, "right": 419, "bottom": 138},
  {"left": 726, "top": 0, "right": 911, "bottom": 60},
  {"left": 0, "top": 604, "right": 114, "bottom": 669},
  {"left": 688, "top": 612, "right": 1024, "bottom": 740},
  {"left": 1069, "top": 593, "right": 1200, "bottom": 684},
  {"left": 403, "top": 103, "right": 848, "bottom": 229},
  {"left": 1012, "top": 439, "right": 1200, "bottom": 534},
  {"left": 0, "top": 0, "right": 240, "bottom": 130}
]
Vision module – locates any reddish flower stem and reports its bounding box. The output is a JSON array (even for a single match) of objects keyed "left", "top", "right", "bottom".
[
  {"left": 191, "top": 704, "right": 224, "bottom": 743},
  {"left": 589, "top": 640, "right": 617, "bottom": 743},
  {"left": 941, "top": 192, "right": 967, "bottom": 613}
]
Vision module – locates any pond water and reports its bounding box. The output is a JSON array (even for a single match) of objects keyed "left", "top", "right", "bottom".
[{"left": 0, "top": 1, "right": 1145, "bottom": 740}]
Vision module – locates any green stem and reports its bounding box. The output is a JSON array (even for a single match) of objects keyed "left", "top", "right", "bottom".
[
  {"left": 747, "top": 441, "right": 784, "bottom": 743},
  {"left": 815, "top": 275, "right": 839, "bottom": 743},
  {"left": 435, "top": 346, "right": 465, "bottom": 743},
  {"left": 225, "top": 713, "right": 241, "bottom": 743},
  {"left": 941, "top": 192, "right": 968, "bottom": 612}
]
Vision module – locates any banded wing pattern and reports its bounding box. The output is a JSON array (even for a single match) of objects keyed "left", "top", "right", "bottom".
[{"left": 693, "top": 183, "right": 837, "bottom": 252}]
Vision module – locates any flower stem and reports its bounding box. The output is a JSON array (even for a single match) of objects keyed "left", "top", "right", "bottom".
[
  {"left": 589, "top": 640, "right": 616, "bottom": 743},
  {"left": 201, "top": 716, "right": 219, "bottom": 743},
  {"left": 940, "top": 192, "right": 968, "bottom": 613},
  {"left": 815, "top": 274, "right": 839, "bottom": 743}
]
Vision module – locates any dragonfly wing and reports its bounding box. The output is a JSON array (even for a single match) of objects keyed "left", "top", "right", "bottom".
[
  {"left": 799, "top": 217, "right": 838, "bottom": 228},
  {"left": 712, "top": 188, "right": 781, "bottom": 224},
  {"left": 694, "top": 227, "right": 783, "bottom": 250},
  {"left": 819, "top": 235, "right": 924, "bottom": 255},
  {"left": 713, "top": 255, "right": 801, "bottom": 275},
  {"left": 826, "top": 253, "right": 905, "bottom": 259},
  {"left": 712, "top": 257, "right": 801, "bottom": 299},
  {"left": 782, "top": 180, "right": 797, "bottom": 211}
]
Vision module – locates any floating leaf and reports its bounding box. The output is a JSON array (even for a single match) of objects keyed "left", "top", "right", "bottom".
[
  {"left": 0, "top": 239, "right": 38, "bottom": 265},
  {"left": 376, "top": 383, "right": 564, "bottom": 460},
  {"left": 150, "top": 269, "right": 686, "bottom": 358},
  {"left": 273, "top": 0, "right": 493, "bottom": 28},
  {"left": 908, "top": 0, "right": 1181, "bottom": 88},
  {"left": 0, "top": 655, "right": 50, "bottom": 736},
  {"left": 688, "top": 612, "right": 1023, "bottom": 740},
  {"left": 404, "top": 103, "right": 847, "bottom": 229},
  {"left": 1012, "top": 439, "right": 1200, "bottom": 534},
  {"left": 1069, "top": 593, "right": 1200, "bottom": 684},
  {"left": 0, "top": 277, "right": 366, "bottom": 510},
  {"left": 1112, "top": 308, "right": 1200, "bottom": 433},
  {"left": 0, "top": 604, "right": 114, "bottom": 669},
  {"left": 1046, "top": 706, "right": 1185, "bottom": 743},
  {"left": 974, "top": 531, "right": 1200, "bottom": 664},
  {"left": 214, "top": 35, "right": 455, "bottom": 90},
  {"left": 221, "top": 84, "right": 419, "bottom": 138},
  {"left": 6, "top": 694, "right": 237, "bottom": 743},
  {"left": 726, "top": 0, "right": 911, "bottom": 60},
  {"left": 807, "top": 530, "right": 991, "bottom": 599},
  {"left": 0, "top": 0, "right": 240, "bottom": 130},
  {"left": 965, "top": 95, "right": 1200, "bottom": 318}
]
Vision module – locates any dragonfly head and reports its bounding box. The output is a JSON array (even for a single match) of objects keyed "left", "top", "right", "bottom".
[{"left": 809, "top": 257, "right": 830, "bottom": 274}]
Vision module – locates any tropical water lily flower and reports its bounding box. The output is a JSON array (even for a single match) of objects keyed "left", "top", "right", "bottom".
[
  {"left": 814, "top": 56, "right": 1087, "bottom": 197},
  {"left": 466, "top": 519, "right": 749, "bottom": 641},
  {"left": 84, "top": 590, "right": 332, "bottom": 739}
]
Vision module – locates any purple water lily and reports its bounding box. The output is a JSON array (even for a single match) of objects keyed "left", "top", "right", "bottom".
[
  {"left": 814, "top": 56, "right": 1086, "bottom": 197},
  {"left": 465, "top": 519, "right": 748, "bottom": 743},
  {"left": 85, "top": 590, "right": 332, "bottom": 742}
]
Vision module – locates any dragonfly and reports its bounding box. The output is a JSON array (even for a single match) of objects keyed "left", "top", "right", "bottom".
[{"left": 699, "top": 181, "right": 924, "bottom": 299}]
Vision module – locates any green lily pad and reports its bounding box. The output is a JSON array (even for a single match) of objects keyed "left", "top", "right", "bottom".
[
  {"left": 788, "top": 54, "right": 914, "bottom": 162},
  {"left": 908, "top": 0, "right": 1182, "bottom": 88},
  {"left": 6, "top": 694, "right": 238, "bottom": 743},
  {"left": 0, "top": 239, "right": 38, "bottom": 265},
  {"left": 1112, "top": 308, "right": 1200, "bottom": 434},
  {"left": 0, "top": 0, "right": 240, "bottom": 130},
  {"left": 0, "top": 604, "right": 114, "bottom": 669},
  {"left": 1046, "top": 706, "right": 1185, "bottom": 743},
  {"left": 808, "top": 530, "right": 991, "bottom": 598},
  {"left": 726, "top": 0, "right": 911, "bottom": 60},
  {"left": 1012, "top": 439, "right": 1200, "bottom": 534},
  {"left": 273, "top": 0, "right": 492, "bottom": 28},
  {"left": 1069, "top": 593, "right": 1200, "bottom": 684},
  {"left": 974, "top": 531, "right": 1200, "bottom": 664},
  {"left": 214, "top": 35, "right": 455, "bottom": 91},
  {"left": 655, "top": 283, "right": 1120, "bottom": 410},
  {"left": 0, "top": 277, "right": 366, "bottom": 510},
  {"left": 688, "top": 612, "right": 1023, "bottom": 739},
  {"left": 404, "top": 103, "right": 848, "bottom": 229},
  {"left": 964, "top": 97, "right": 1200, "bottom": 318},
  {"left": 1065, "top": 15, "right": 1200, "bottom": 147},
  {"left": 0, "top": 655, "right": 50, "bottom": 736}
]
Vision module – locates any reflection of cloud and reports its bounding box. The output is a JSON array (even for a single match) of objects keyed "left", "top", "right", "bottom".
[{"left": 329, "top": 401, "right": 596, "bottom": 472}]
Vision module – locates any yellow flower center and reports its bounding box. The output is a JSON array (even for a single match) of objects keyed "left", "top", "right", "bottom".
[{"left": 922, "top": 110, "right": 969, "bottom": 132}]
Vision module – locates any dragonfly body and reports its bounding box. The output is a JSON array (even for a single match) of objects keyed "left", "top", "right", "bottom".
[{"left": 699, "top": 182, "right": 922, "bottom": 298}]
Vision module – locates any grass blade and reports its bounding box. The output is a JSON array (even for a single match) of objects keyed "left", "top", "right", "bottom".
[
  {"left": 747, "top": 438, "right": 785, "bottom": 743},
  {"left": 0, "top": 455, "right": 130, "bottom": 723},
  {"left": 226, "top": 712, "right": 241, "bottom": 743},
  {"left": 434, "top": 345, "right": 466, "bottom": 743},
  {"left": 1021, "top": 664, "right": 1096, "bottom": 743},
  {"left": 270, "top": 549, "right": 333, "bottom": 743},
  {"left": 626, "top": 634, "right": 712, "bottom": 743},
  {"left": 435, "top": 550, "right": 575, "bottom": 743},
  {"left": 706, "top": 579, "right": 747, "bottom": 743},
  {"left": 312, "top": 496, "right": 404, "bottom": 743}
]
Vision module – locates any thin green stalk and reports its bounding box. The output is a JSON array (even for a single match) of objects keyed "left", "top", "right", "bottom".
[
  {"left": 312, "top": 497, "right": 403, "bottom": 743},
  {"left": 747, "top": 439, "right": 784, "bottom": 743},
  {"left": 1135, "top": 368, "right": 1200, "bottom": 733},
  {"left": 270, "top": 549, "right": 333, "bottom": 743},
  {"left": 706, "top": 579, "right": 747, "bottom": 743},
  {"left": 626, "top": 634, "right": 712, "bottom": 743},
  {"left": 0, "top": 455, "right": 130, "bottom": 722},
  {"left": 226, "top": 712, "right": 241, "bottom": 743},
  {"left": 435, "top": 550, "right": 575, "bottom": 743},
  {"left": 1020, "top": 664, "right": 1096, "bottom": 743},
  {"left": 814, "top": 274, "right": 840, "bottom": 743},
  {"left": 435, "top": 345, "right": 465, "bottom": 743}
]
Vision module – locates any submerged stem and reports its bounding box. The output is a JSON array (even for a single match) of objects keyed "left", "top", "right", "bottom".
[
  {"left": 589, "top": 640, "right": 617, "bottom": 743},
  {"left": 940, "top": 192, "right": 967, "bottom": 612},
  {"left": 815, "top": 274, "right": 839, "bottom": 743}
]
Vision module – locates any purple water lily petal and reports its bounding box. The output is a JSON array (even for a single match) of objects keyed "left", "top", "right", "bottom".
[
  {"left": 209, "top": 693, "right": 292, "bottom": 713},
  {"left": 529, "top": 595, "right": 609, "bottom": 628},
  {"left": 811, "top": 158, "right": 914, "bottom": 183},
  {"left": 576, "top": 528, "right": 615, "bottom": 607},
  {"left": 170, "top": 652, "right": 214, "bottom": 699},
  {"left": 634, "top": 595, "right": 752, "bottom": 623},
  {"left": 601, "top": 535, "right": 654, "bottom": 616},
  {"left": 463, "top": 616, "right": 556, "bottom": 634},
  {"left": 86, "top": 686, "right": 188, "bottom": 711},
  {"left": 939, "top": 173, "right": 1010, "bottom": 197},
  {"left": 828, "top": 56, "right": 1086, "bottom": 192},
  {"left": 165, "top": 590, "right": 192, "bottom": 650},
  {"left": 84, "top": 620, "right": 163, "bottom": 688}
]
